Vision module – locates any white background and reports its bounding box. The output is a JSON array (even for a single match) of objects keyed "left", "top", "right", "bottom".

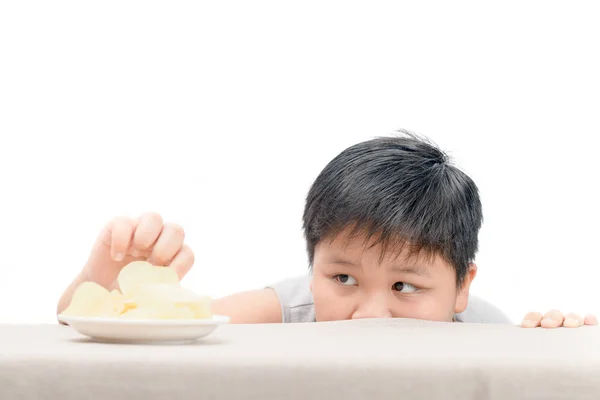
[{"left": 1, "top": 1, "right": 599, "bottom": 324}]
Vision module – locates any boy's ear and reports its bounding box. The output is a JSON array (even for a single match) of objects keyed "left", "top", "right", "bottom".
[{"left": 454, "top": 263, "right": 477, "bottom": 314}]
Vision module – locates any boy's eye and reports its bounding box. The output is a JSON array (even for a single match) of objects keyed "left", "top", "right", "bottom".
[
  {"left": 392, "top": 282, "right": 418, "bottom": 293},
  {"left": 334, "top": 274, "right": 357, "bottom": 286}
]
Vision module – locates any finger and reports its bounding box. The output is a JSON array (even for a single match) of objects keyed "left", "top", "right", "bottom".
[
  {"left": 563, "top": 313, "right": 584, "bottom": 328},
  {"left": 521, "top": 312, "right": 543, "bottom": 328},
  {"left": 584, "top": 314, "right": 598, "bottom": 326},
  {"left": 148, "top": 223, "right": 185, "bottom": 266},
  {"left": 541, "top": 309, "right": 564, "bottom": 329},
  {"left": 168, "top": 244, "right": 195, "bottom": 280},
  {"left": 131, "top": 213, "right": 163, "bottom": 256},
  {"left": 108, "top": 217, "right": 134, "bottom": 261}
]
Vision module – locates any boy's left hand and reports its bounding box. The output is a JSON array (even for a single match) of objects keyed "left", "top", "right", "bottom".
[{"left": 521, "top": 310, "right": 598, "bottom": 328}]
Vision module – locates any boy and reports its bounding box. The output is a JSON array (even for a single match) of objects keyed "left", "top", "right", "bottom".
[{"left": 57, "top": 131, "right": 597, "bottom": 328}]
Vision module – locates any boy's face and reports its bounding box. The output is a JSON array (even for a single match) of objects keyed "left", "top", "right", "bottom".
[{"left": 310, "top": 228, "right": 476, "bottom": 322}]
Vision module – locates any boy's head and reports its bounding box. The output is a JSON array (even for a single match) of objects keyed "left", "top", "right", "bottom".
[{"left": 302, "top": 131, "right": 482, "bottom": 322}]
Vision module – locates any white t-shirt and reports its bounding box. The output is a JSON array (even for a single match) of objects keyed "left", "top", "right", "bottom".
[{"left": 268, "top": 275, "right": 512, "bottom": 324}]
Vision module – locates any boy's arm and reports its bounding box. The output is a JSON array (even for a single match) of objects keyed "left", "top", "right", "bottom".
[{"left": 210, "top": 289, "right": 282, "bottom": 323}]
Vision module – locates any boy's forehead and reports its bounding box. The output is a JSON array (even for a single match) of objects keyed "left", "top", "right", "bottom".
[{"left": 317, "top": 227, "right": 440, "bottom": 266}]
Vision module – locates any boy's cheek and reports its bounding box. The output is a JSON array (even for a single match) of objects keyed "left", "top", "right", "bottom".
[
  {"left": 312, "top": 283, "right": 354, "bottom": 322},
  {"left": 453, "top": 284, "right": 472, "bottom": 314},
  {"left": 314, "top": 300, "right": 354, "bottom": 322},
  {"left": 391, "top": 297, "right": 455, "bottom": 322}
]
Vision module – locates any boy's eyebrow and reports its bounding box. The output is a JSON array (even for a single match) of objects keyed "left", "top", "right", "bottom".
[
  {"left": 328, "top": 259, "right": 432, "bottom": 277},
  {"left": 390, "top": 264, "right": 431, "bottom": 277}
]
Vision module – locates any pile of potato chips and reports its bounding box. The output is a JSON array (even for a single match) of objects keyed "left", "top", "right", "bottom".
[{"left": 60, "top": 261, "right": 212, "bottom": 320}]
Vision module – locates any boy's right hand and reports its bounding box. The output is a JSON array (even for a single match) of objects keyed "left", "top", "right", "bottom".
[{"left": 83, "top": 212, "right": 195, "bottom": 291}]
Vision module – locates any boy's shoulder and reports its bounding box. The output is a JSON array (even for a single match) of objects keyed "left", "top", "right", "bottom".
[
  {"left": 267, "top": 275, "right": 316, "bottom": 323},
  {"left": 267, "top": 275, "right": 512, "bottom": 324}
]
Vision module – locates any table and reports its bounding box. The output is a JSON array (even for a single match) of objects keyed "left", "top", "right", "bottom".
[{"left": 1, "top": 319, "right": 599, "bottom": 399}]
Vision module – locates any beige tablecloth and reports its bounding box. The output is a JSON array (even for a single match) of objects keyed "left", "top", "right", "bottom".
[{"left": 1, "top": 319, "right": 599, "bottom": 399}]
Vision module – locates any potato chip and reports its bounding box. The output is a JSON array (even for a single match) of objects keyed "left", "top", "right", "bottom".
[
  {"left": 61, "top": 261, "right": 212, "bottom": 321},
  {"left": 130, "top": 284, "right": 212, "bottom": 319},
  {"left": 62, "top": 281, "right": 122, "bottom": 317},
  {"left": 119, "top": 305, "right": 196, "bottom": 320},
  {"left": 116, "top": 261, "right": 179, "bottom": 297}
]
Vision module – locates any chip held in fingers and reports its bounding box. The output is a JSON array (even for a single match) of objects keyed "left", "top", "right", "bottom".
[
  {"left": 117, "top": 260, "right": 180, "bottom": 297},
  {"left": 60, "top": 261, "right": 212, "bottom": 320}
]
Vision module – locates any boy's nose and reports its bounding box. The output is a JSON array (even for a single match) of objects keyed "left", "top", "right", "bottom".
[{"left": 351, "top": 294, "right": 393, "bottom": 320}]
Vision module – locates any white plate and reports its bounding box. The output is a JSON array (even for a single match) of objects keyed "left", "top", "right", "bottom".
[{"left": 58, "top": 314, "right": 230, "bottom": 343}]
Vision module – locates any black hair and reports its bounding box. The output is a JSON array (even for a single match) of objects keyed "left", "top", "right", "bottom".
[{"left": 302, "top": 130, "right": 482, "bottom": 287}]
